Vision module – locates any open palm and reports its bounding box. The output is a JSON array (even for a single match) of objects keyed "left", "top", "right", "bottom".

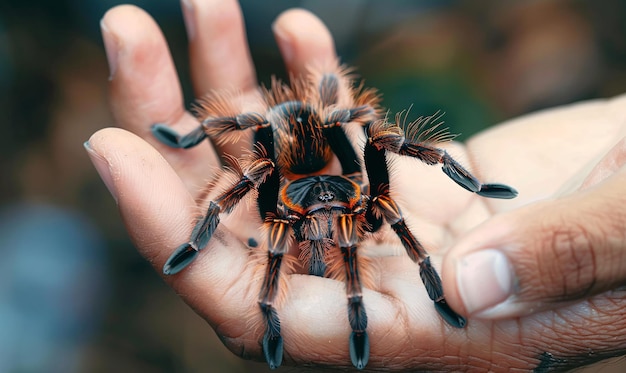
[{"left": 87, "top": 1, "right": 626, "bottom": 371}]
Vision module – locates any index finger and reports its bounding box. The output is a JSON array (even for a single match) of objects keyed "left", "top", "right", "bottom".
[{"left": 101, "top": 5, "right": 220, "bottom": 192}]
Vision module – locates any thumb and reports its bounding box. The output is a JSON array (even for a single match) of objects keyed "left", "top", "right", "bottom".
[{"left": 442, "top": 163, "right": 626, "bottom": 320}]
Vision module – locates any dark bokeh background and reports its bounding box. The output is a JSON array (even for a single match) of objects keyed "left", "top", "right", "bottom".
[{"left": 1, "top": 0, "right": 626, "bottom": 372}]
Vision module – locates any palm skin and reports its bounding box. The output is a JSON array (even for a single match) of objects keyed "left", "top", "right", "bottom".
[{"left": 87, "top": 1, "right": 626, "bottom": 371}]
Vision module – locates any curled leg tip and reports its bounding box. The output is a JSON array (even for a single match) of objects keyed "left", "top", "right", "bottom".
[
  {"left": 151, "top": 123, "right": 207, "bottom": 149},
  {"left": 162, "top": 243, "right": 198, "bottom": 275},
  {"left": 477, "top": 183, "right": 518, "bottom": 199},
  {"left": 435, "top": 299, "right": 467, "bottom": 328},
  {"left": 441, "top": 164, "right": 480, "bottom": 193},
  {"left": 152, "top": 123, "right": 183, "bottom": 148},
  {"left": 349, "top": 331, "right": 370, "bottom": 370},
  {"left": 262, "top": 332, "right": 284, "bottom": 370}
]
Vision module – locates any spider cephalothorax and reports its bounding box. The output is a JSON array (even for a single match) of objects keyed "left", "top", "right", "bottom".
[{"left": 152, "top": 64, "right": 517, "bottom": 370}]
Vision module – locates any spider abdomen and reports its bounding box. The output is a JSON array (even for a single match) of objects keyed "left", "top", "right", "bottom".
[{"left": 268, "top": 101, "right": 333, "bottom": 177}]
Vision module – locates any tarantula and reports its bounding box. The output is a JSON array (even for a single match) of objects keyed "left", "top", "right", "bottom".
[{"left": 151, "top": 64, "right": 517, "bottom": 370}]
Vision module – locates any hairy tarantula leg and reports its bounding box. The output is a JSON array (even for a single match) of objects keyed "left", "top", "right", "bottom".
[
  {"left": 151, "top": 123, "right": 208, "bottom": 149},
  {"left": 315, "top": 74, "right": 365, "bottom": 177},
  {"left": 254, "top": 127, "right": 281, "bottom": 222},
  {"left": 318, "top": 70, "right": 379, "bottom": 127},
  {"left": 361, "top": 137, "right": 388, "bottom": 233},
  {"left": 391, "top": 220, "right": 466, "bottom": 327},
  {"left": 163, "top": 201, "right": 220, "bottom": 275},
  {"left": 162, "top": 150, "right": 275, "bottom": 275},
  {"left": 152, "top": 112, "right": 268, "bottom": 149},
  {"left": 318, "top": 73, "right": 340, "bottom": 107},
  {"left": 320, "top": 75, "right": 378, "bottom": 124},
  {"left": 201, "top": 112, "right": 268, "bottom": 138},
  {"left": 367, "top": 120, "right": 518, "bottom": 199},
  {"left": 258, "top": 216, "right": 291, "bottom": 370},
  {"left": 337, "top": 213, "right": 369, "bottom": 370},
  {"left": 375, "top": 192, "right": 467, "bottom": 328},
  {"left": 363, "top": 140, "right": 466, "bottom": 327},
  {"left": 323, "top": 126, "right": 362, "bottom": 176},
  {"left": 324, "top": 106, "right": 377, "bottom": 129},
  {"left": 440, "top": 152, "right": 518, "bottom": 199}
]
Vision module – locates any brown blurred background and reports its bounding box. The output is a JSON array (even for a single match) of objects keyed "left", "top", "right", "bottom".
[{"left": 0, "top": 0, "right": 625, "bottom": 372}]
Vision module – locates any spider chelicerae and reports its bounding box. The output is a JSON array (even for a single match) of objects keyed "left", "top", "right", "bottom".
[{"left": 151, "top": 63, "right": 517, "bottom": 370}]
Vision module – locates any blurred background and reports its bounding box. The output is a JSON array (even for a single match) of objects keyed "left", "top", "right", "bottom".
[{"left": 1, "top": 0, "right": 625, "bottom": 371}]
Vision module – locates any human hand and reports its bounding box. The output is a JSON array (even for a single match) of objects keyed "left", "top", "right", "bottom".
[
  {"left": 85, "top": 0, "right": 626, "bottom": 371},
  {"left": 440, "top": 96, "right": 626, "bottom": 370}
]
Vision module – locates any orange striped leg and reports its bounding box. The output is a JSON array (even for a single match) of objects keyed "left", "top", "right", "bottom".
[
  {"left": 258, "top": 216, "right": 291, "bottom": 369},
  {"left": 337, "top": 213, "right": 369, "bottom": 369},
  {"left": 162, "top": 150, "right": 274, "bottom": 275},
  {"left": 372, "top": 189, "right": 466, "bottom": 328}
]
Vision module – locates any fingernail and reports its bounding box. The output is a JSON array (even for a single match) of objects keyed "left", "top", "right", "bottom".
[
  {"left": 456, "top": 249, "right": 514, "bottom": 315},
  {"left": 84, "top": 141, "right": 118, "bottom": 203},
  {"left": 272, "top": 21, "right": 294, "bottom": 64},
  {"left": 180, "top": 0, "right": 196, "bottom": 40},
  {"left": 100, "top": 18, "right": 118, "bottom": 80}
]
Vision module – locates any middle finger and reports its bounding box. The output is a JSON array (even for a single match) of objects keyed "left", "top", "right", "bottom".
[{"left": 183, "top": 0, "right": 257, "bottom": 95}]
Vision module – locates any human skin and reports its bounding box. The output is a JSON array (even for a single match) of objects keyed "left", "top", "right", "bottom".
[{"left": 86, "top": 0, "right": 626, "bottom": 371}]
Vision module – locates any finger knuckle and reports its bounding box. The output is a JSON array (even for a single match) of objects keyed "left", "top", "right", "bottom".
[
  {"left": 552, "top": 222, "right": 597, "bottom": 300},
  {"left": 531, "top": 212, "right": 598, "bottom": 302}
]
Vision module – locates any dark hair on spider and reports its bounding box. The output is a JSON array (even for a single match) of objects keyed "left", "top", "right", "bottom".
[{"left": 151, "top": 62, "right": 518, "bottom": 370}]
